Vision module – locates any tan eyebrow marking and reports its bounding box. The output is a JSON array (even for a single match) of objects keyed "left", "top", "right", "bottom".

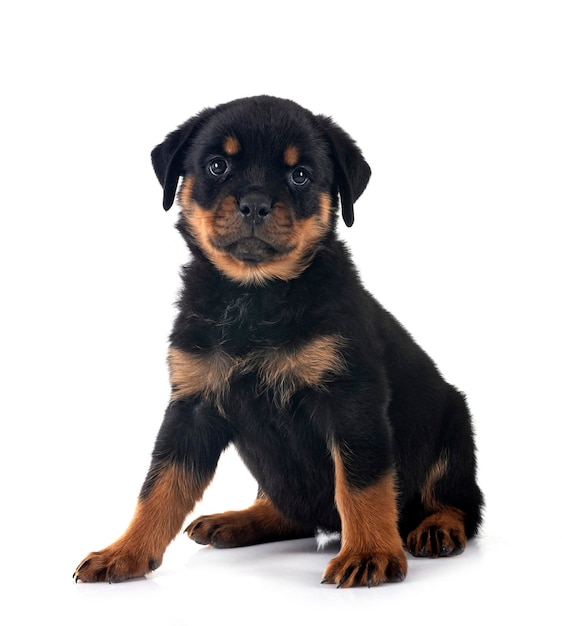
[
  {"left": 283, "top": 145, "right": 300, "bottom": 167},
  {"left": 223, "top": 136, "right": 241, "bottom": 155}
]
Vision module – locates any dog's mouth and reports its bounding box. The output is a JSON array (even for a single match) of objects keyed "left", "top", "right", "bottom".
[{"left": 223, "top": 237, "right": 293, "bottom": 264}]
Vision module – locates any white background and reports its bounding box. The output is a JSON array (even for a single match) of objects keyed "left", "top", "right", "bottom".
[{"left": 1, "top": 1, "right": 560, "bottom": 624}]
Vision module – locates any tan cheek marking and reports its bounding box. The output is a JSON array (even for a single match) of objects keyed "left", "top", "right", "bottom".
[
  {"left": 178, "top": 176, "right": 194, "bottom": 208},
  {"left": 178, "top": 176, "right": 202, "bottom": 231},
  {"left": 223, "top": 136, "right": 240, "bottom": 156},
  {"left": 317, "top": 192, "right": 333, "bottom": 225},
  {"left": 212, "top": 195, "right": 240, "bottom": 236},
  {"left": 181, "top": 197, "right": 220, "bottom": 262},
  {"left": 184, "top": 199, "right": 302, "bottom": 285},
  {"left": 180, "top": 184, "right": 335, "bottom": 285},
  {"left": 288, "top": 192, "right": 333, "bottom": 249},
  {"left": 230, "top": 192, "right": 334, "bottom": 285},
  {"left": 261, "top": 202, "right": 295, "bottom": 245},
  {"left": 168, "top": 347, "right": 238, "bottom": 402},
  {"left": 249, "top": 334, "right": 347, "bottom": 404},
  {"left": 284, "top": 145, "right": 300, "bottom": 167},
  {"left": 186, "top": 204, "right": 265, "bottom": 284},
  {"left": 178, "top": 186, "right": 245, "bottom": 278}
]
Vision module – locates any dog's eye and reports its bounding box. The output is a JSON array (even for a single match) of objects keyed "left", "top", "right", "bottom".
[
  {"left": 208, "top": 158, "right": 229, "bottom": 177},
  {"left": 290, "top": 168, "right": 310, "bottom": 186}
]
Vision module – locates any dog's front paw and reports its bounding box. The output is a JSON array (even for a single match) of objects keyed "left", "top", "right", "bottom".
[
  {"left": 322, "top": 550, "right": 407, "bottom": 588},
  {"left": 73, "top": 544, "right": 162, "bottom": 583}
]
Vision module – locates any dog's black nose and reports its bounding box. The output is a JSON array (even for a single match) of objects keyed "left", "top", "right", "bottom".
[{"left": 239, "top": 192, "right": 273, "bottom": 223}]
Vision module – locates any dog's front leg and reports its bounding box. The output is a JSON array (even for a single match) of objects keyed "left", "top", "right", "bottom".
[
  {"left": 322, "top": 444, "right": 407, "bottom": 588},
  {"left": 74, "top": 399, "right": 231, "bottom": 583}
]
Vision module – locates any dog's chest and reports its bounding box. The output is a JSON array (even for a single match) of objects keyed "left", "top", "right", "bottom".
[
  {"left": 170, "top": 284, "right": 348, "bottom": 409},
  {"left": 215, "top": 292, "right": 290, "bottom": 350},
  {"left": 168, "top": 331, "right": 347, "bottom": 409}
]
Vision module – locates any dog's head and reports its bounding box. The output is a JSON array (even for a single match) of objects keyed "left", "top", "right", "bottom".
[{"left": 151, "top": 96, "right": 371, "bottom": 285}]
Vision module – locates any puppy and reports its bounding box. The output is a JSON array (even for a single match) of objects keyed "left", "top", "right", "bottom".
[{"left": 74, "top": 95, "right": 483, "bottom": 587}]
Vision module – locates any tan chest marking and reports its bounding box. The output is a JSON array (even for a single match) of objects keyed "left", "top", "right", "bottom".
[
  {"left": 168, "top": 348, "right": 238, "bottom": 402},
  {"left": 246, "top": 334, "right": 347, "bottom": 405},
  {"left": 168, "top": 334, "right": 347, "bottom": 405}
]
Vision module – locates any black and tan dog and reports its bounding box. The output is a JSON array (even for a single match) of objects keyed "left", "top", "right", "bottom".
[{"left": 74, "top": 96, "right": 483, "bottom": 587}]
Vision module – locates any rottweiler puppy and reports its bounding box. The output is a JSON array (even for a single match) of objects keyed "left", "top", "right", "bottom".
[{"left": 74, "top": 95, "right": 483, "bottom": 588}]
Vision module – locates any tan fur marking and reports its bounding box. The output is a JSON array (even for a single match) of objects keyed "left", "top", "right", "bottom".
[
  {"left": 236, "top": 496, "right": 298, "bottom": 536},
  {"left": 332, "top": 450, "right": 403, "bottom": 555},
  {"left": 284, "top": 145, "right": 300, "bottom": 166},
  {"left": 223, "top": 135, "right": 240, "bottom": 155},
  {"left": 418, "top": 508, "right": 466, "bottom": 535},
  {"left": 406, "top": 507, "right": 467, "bottom": 557},
  {"left": 126, "top": 464, "right": 204, "bottom": 548},
  {"left": 178, "top": 185, "right": 334, "bottom": 285},
  {"left": 214, "top": 191, "right": 333, "bottom": 285},
  {"left": 168, "top": 347, "right": 238, "bottom": 402},
  {"left": 179, "top": 176, "right": 194, "bottom": 211},
  {"left": 248, "top": 334, "right": 347, "bottom": 404},
  {"left": 169, "top": 335, "right": 346, "bottom": 405},
  {"left": 186, "top": 495, "right": 309, "bottom": 547},
  {"left": 74, "top": 464, "right": 208, "bottom": 582},
  {"left": 421, "top": 454, "right": 449, "bottom": 511},
  {"left": 323, "top": 449, "right": 407, "bottom": 586}
]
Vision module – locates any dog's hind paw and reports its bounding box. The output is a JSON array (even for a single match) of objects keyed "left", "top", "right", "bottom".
[
  {"left": 185, "top": 501, "right": 313, "bottom": 548},
  {"left": 185, "top": 512, "right": 257, "bottom": 548},
  {"left": 406, "top": 508, "right": 467, "bottom": 557}
]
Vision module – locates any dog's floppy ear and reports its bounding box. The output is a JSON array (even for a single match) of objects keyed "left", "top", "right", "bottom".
[
  {"left": 316, "top": 115, "right": 371, "bottom": 227},
  {"left": 151, "top": 108, "right": 214, "bottom": 211}
]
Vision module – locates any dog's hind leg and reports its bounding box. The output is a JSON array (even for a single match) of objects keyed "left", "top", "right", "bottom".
[
  {"left": 404, "top": 466, "right": 483, "bottom": 558},
  {"left": 403, "top": 393, "right": 484, "bottom": 558},
  {"left": 186, "top": 494, "right": 314, "bottom": 548}
]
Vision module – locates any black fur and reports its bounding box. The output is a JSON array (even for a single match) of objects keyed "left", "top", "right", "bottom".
[{"left": 75, "top": 95, "right": 483, "bottom": 587}]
